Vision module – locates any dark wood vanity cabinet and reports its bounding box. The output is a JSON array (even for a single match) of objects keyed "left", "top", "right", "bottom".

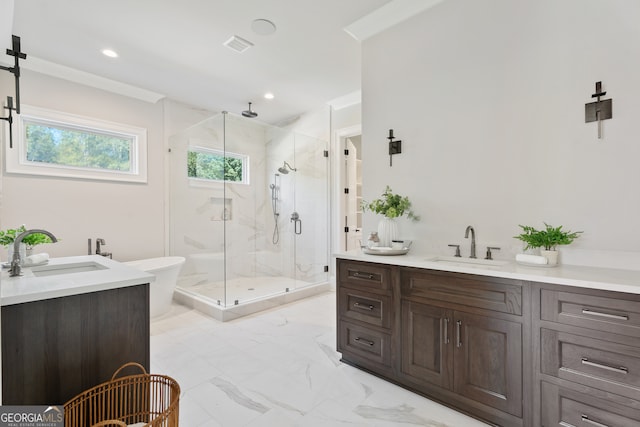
[
  {"left": 2, "top": 284, "right": 150, "bottom": 405},
  {"left": 337, "top": 257, "right": 640, "bottom": 426}
]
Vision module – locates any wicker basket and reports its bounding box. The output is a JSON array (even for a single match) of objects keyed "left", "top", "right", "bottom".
[{"left": 64, "top": 362, "right": 180, "bottom": 427}]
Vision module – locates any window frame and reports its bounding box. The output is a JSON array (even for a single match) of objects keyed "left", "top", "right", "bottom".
[
  {"left": 187, "top": 145, "right": 250, "bottom": 186},
  {"left": 4, "top": 105, "right": 148, "bottom": 183}
]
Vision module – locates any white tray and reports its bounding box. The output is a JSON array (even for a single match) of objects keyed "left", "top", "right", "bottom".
[
  {"left": 362, "top": 247, "right": 410, "bottom": 256},
  {"left": 516, "top": 260, "right": 557, "bottom": 268}
]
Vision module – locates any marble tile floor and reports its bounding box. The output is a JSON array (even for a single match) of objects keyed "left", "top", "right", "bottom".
[{"left": 150, "top": 291, "right": 490, "bottom": 426}]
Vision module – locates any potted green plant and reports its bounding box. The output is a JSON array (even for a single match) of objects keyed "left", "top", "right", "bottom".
[
  {"left": 362, "top": 186, "right": 419, "bottom": 247},
  {"left": 362, "top": 186, "right": 419, "bottom": 220},
  {"left": 514, "top": 223, "right": 582, "bottom": 265},
  {"left": 0, "top": 225, "right": 54, "bottom": 262}
]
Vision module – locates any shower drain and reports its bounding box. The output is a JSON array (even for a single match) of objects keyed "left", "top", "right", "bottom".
[{"left": 248, "top": 288, "right": 255, "bottom": 291}]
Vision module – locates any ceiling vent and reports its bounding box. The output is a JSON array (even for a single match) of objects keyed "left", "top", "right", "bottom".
[{"left": 223, "top": 35, "right": 254, "bottom": 53}]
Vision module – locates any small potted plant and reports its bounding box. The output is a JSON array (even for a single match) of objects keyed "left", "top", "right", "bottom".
[
  {"left": 0, "top": 225, "right": 54, "bottom": 261},
  {"left": 514, "top": 223, "right": 582, "bottom": 265},
  {"left": 362, "top": 186, "right": 419, "bottom": 247}
]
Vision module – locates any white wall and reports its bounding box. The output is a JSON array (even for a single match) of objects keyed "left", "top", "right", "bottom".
[
  {"left": 0, "top": 70, "right": 166, "bottom": 261},
  {"left": 362, "top": 0, "right": 640, "bottom": 268}
]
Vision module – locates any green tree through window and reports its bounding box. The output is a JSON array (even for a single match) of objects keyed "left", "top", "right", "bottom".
[
  {"left": 25, "top": 122, "right": 132, "bottom": 171},
  {"left": 187, "top": 148, "right": 246, "bottom": 183}
]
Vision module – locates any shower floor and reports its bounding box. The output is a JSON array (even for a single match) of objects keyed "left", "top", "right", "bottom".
[
  {"left": 174, "top": 274, "right": 331, "bottom": 321},
  {"left": 179, "top": 274, "right": 300, "bottom": 304}
]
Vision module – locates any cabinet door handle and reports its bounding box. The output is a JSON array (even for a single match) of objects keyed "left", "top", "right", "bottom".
[
  {"left": 352, "top": 271, "right": 375, "bottom": 280},
  {"left": 353, "top": 302, "right": 375, "bottom": 311},
  {"left": 581, "top": 414, "right": 610, "bottom": 427},
  {"left": 456, "top": 320, "right": 462, "bottom": 348},
  {"left": 443, "top": 318, "right": 450, "bottom": 345},
  {"left": 581, "top": 357, "right": 629, "bottom": 374},
  {"left": 354, "top": 337, "right": 375, "bottom": 347},
  {"left": 581, "top": 309, "right": 629, "bottom": 321}
]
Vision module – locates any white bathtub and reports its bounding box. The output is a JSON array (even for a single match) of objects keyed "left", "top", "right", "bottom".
[{"left": 125, "top": 256, "right": 185, "bottom": 318}]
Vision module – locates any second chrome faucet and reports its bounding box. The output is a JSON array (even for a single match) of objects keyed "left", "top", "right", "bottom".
[{"left": 464, "top": 225, "right": 476, "bottom": 258}]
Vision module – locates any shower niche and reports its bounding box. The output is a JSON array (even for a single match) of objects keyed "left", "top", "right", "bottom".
[
  {"left": 168, "top": 112, "right": 329, "bottom": 320},
  {"left": 209, "top": 197, "right": 231, "bottom": 221}
]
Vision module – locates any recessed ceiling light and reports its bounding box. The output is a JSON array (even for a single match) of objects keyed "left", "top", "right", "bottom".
[
  {"left": 101, "top": 49, "right": 118, "bottom": 58},
  {"left": 264, "top": 92, "right": 274, "bottom": 100},
  {"left": 251, "top": 19, "right": 277, "bottom": 36}
]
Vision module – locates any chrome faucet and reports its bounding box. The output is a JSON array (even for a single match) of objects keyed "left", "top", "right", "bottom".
[
  {"left": 464, "top": 225, "right": 476, "bottom": 258},
  {"left": 95, "top": 238, "right": 112, "bottom": 258},
  {"left": 9, "top": 229, "right": 58, "bottom": 277}
]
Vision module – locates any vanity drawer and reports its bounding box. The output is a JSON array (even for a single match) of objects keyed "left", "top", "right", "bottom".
[
  {"left": 338, "top": 320, "right": 391, "bottom": 368},
  {"left": 338, "top": 260, "right": 392, "bottom": 293},
  {"left": 400, "top": 268, "right": 522, "bottom": 315},
  {"left": 541, "top": 381, "right": 640, "bottom": 427},
  {"left": 541, "top": 288, "right": 640, "bottom": 338},
  {"left": 541, "top": 328, "right": 640, "bottom": 399},
  {"left": 338, "top": 287, "right": 391, "bottom": 329}
]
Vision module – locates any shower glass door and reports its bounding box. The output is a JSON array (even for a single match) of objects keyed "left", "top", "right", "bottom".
[{"left": 292, "top": 133, "right": 329, "bottom": 289}]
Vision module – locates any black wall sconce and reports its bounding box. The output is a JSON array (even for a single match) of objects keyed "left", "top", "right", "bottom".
[
  {"left": 585, "top": 81, "right": 612, "bottom": 139},
  {"left": 0, "top": 35, "right": 27, "bottom": 149},
  {"left": 388, "top": 129, "right": 401, "bottom": 166}
]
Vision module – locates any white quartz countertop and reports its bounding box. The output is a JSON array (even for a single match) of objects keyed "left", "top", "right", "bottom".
[
  {"left": 334, "top": 251, "right": 640, "bottom": 294},
  {"left": 0, "top": 255, "right": 155, "bottom": 306}
]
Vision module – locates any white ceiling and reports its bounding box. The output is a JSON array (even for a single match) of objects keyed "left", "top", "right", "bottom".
[{"left": 8, "top": 0, "right": 407, "bottom": 125}]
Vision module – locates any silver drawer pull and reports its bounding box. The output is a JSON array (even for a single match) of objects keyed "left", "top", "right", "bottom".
[
  {"left": 443, "top": 318, "right": 450, "bottom": 345},
  {"left": 352, "top": 271, "right": 375, "bottom": 280},
  {"left": 456, "top": 320, "right": 462, "bottom": 348},
  {"left": 354, "top": 337, "right": 375, "bottom": 347},
  {"left": 581, "top": 309, "right": 629, "bottom": 321},
  {"left": 581, "top": 414, "right": 609, "bottom": 427},
  {"left": 581, "top": 357, "right": 628, "bottom": 374},
  {"left": 353, "top": 302, "right": 375, "bottom": 311}
]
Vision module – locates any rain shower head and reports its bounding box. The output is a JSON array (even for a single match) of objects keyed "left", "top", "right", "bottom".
[
  {"left": 278, "top": 161, "right": 297, "bottom": 174},
  {"left": 242, "top": 102, "right": 258, "bottom": 118}
]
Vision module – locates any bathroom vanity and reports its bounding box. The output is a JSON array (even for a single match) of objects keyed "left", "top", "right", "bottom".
[
  {"left": 336, "top": 253, "right": 640, "bottom": 427},
  {"left": 0, "top": 255, "right": 154, "bottom": 405}
]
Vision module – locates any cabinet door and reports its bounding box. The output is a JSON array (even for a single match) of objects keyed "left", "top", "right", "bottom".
[
  {"left": 454, "top": 311, "right": 522, "bottom": 417},
  {"left": 400, "top": 300, "right": 453, "bottom": 389}
]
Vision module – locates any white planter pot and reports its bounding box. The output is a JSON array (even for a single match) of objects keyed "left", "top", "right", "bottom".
[
  {"left": 540, "top": 249, "right": 559, "bottom": 266},
  {"left": 377, "top": 217, "right": 398, "bottom": 247}
]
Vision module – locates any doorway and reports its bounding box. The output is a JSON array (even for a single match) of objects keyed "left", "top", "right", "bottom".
[{"left": 334, "top": 126, "right": 362, "bottom": 253}]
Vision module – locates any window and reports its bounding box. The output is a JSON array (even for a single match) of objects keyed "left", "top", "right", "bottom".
[
  {"left": 5, "top": 105, "right": 147, "bottom": 183},
  {"left": 187, "top": 146, "right": 249, "bottom": 185}
]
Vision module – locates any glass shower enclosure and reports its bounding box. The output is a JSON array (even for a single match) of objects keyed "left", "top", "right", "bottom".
[{"left": 168, "top": 112, "right": 329, "bottom": 309}]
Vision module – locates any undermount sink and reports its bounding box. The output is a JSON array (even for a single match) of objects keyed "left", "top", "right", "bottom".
[
  {"left": 427, "top": 256, "right": 509, "bottom": 269},
  {"left": 30, "top": 261, "right": 108, "bottom": 277}
]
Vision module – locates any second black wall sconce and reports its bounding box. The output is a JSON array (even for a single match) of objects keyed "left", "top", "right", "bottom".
[{"left": 585, "top": 81, "right": 612, "bottom": 139}]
